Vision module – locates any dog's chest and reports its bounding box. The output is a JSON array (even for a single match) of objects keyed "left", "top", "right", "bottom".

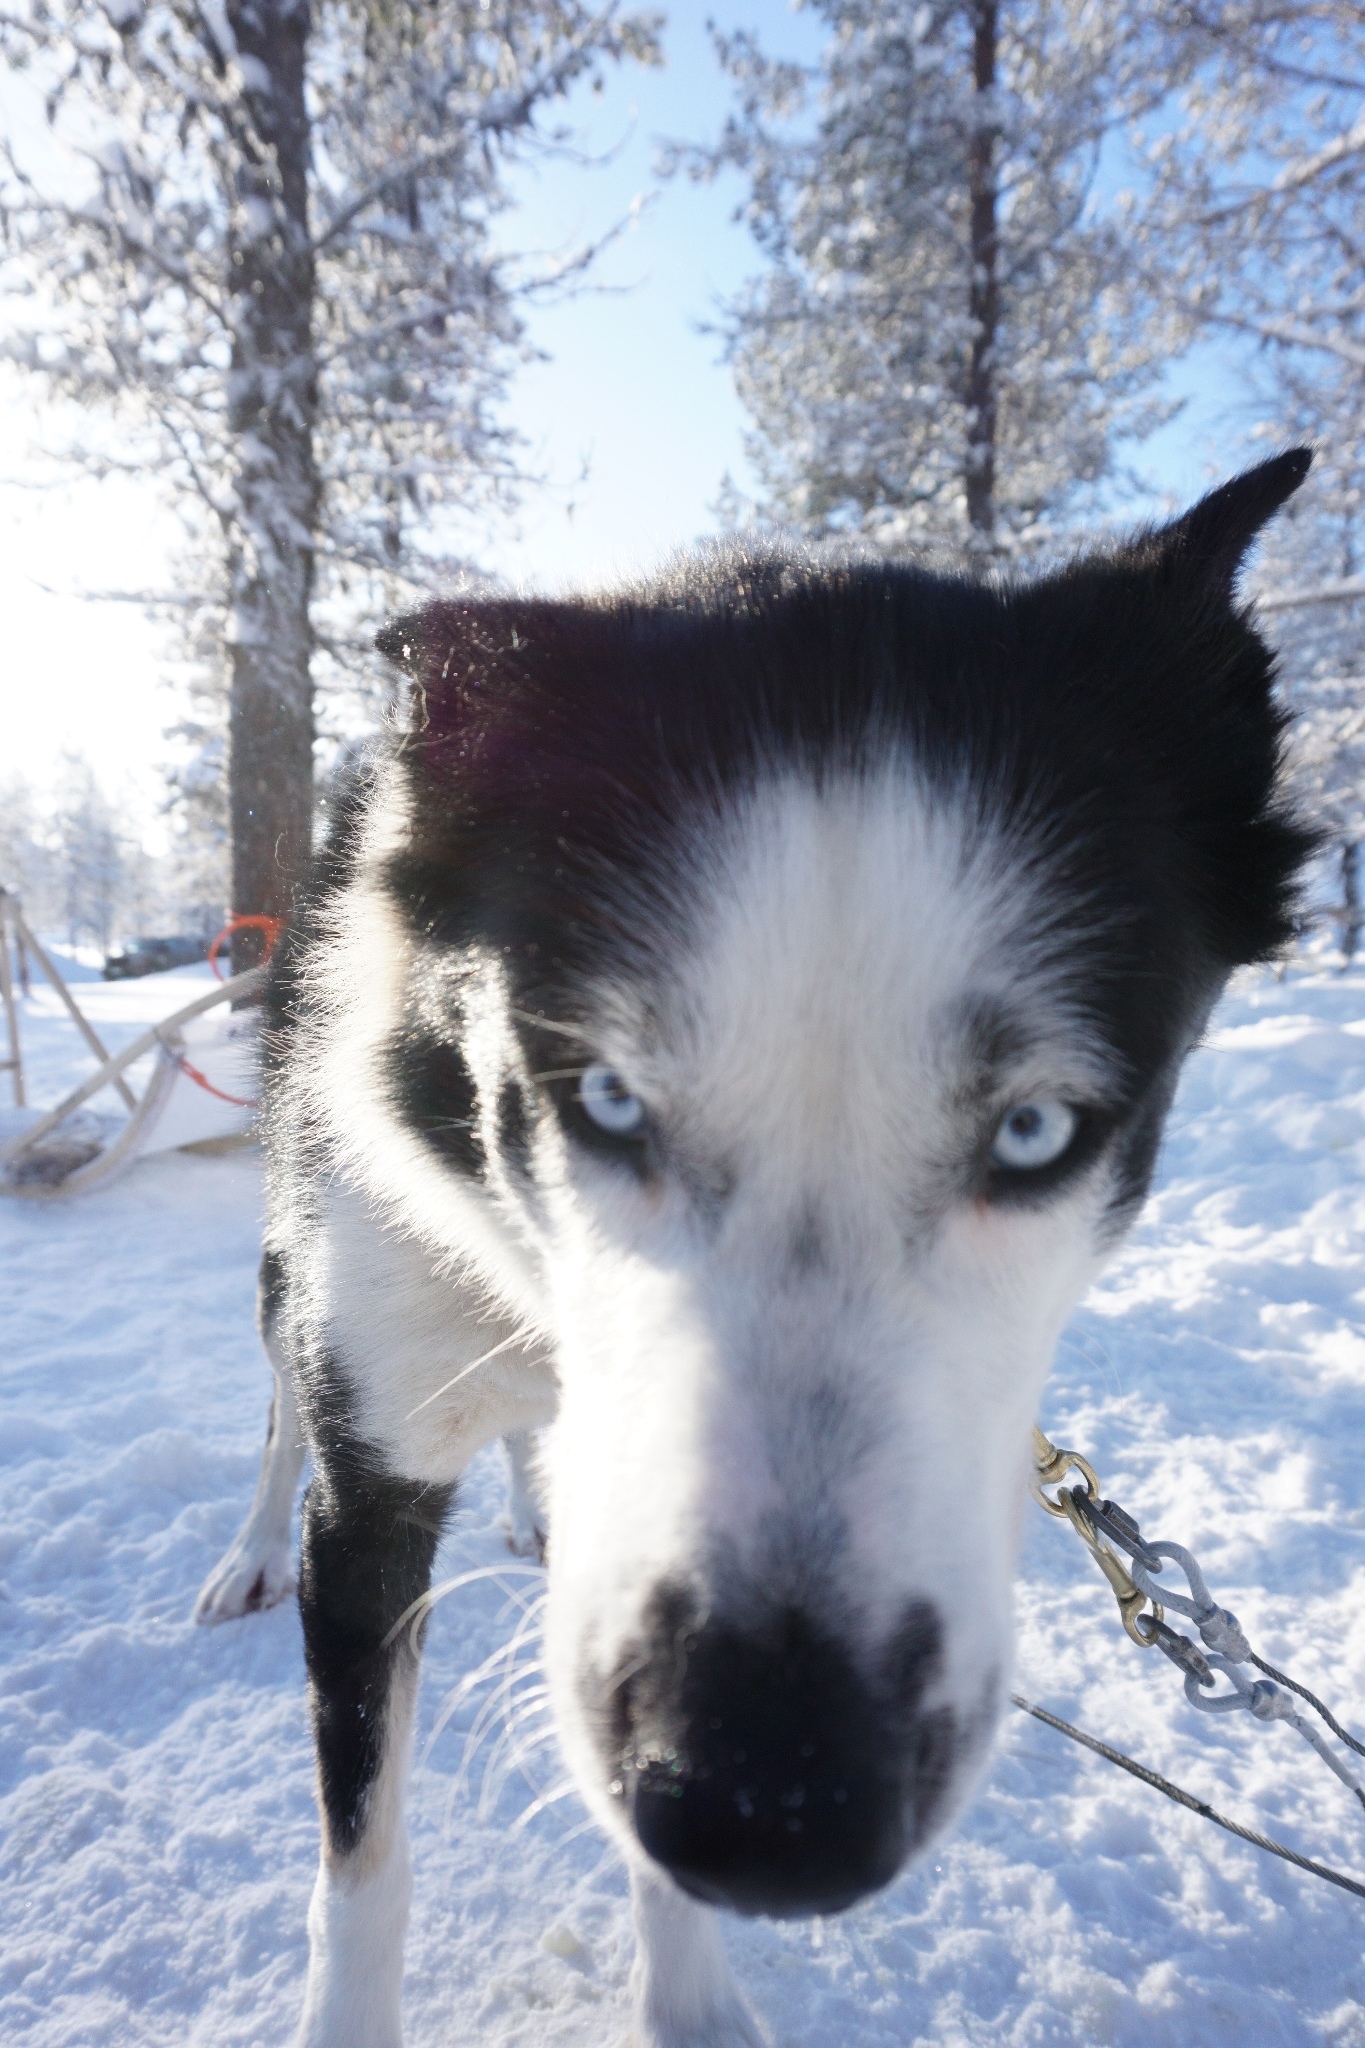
[{"left": 310, "top": 1180, "right": 558, "bottom": 1483}]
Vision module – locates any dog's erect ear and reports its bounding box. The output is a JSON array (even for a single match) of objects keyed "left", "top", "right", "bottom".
[
  {"left": 374, "top": 605, "right": 444, "bottom": 734},
  {"left": 375, "top": 601, "right": 501, "bottom": 733},
  {"left": 375, "top": 597, "right": 591, "bottom": 742},
  {"left": 374, "top": 610, "right": 423, "bottom": 675},
  {"left": 1125, "top": 447, "right": 1312, "bottom": 594}
]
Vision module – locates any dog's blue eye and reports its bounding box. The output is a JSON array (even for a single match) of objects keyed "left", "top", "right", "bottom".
[
  {"left": 990, "top": 1100, "right": 1077, "bottom": 1171},
  {"left": 579, "top": 1063, "right": 646, "bottom": 1137}
]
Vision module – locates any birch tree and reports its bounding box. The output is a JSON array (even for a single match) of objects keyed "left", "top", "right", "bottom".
[
  {"left": 0, "top": 0, "right": 656, "bottom": 966},
  {"left": 694, "top": 0, "right": 1168, "bottom": 561}
]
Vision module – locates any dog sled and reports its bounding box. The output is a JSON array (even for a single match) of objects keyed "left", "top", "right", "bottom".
[{"left": 0, "top": 888, "right": 268, "bottom": 1198}]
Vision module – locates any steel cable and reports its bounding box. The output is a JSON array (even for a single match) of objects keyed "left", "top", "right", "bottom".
[{"left": 1011, "top": 1692, "right": 1365, "bottom": 1903}]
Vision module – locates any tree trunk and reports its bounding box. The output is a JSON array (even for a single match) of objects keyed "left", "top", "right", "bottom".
[
  {"left": 225, "top": 0, "right": 319, "bottom": 973},
  {"left": 964, "top": 0, "right": 999, "bottom": 551},
  {"left": 1342, "top": 839, "right": 1360, "bottom": 967}
]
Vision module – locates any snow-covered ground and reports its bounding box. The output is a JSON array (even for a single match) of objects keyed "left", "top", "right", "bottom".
[{"left": 4, "top": 952, "right": 1365, "bottom": 2046}]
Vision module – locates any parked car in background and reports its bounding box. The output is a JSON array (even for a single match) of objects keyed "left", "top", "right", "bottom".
[{"left": 102, "top": 936, "right": 209, "bottom": 980}]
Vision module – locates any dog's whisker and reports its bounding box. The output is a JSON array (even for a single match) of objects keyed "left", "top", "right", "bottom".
[
  {"left": 472, "top": 1674, "right": 550, "bottom": 1746},
  {"left": 430, "top": 1589, "right": 553, "bottom": 1797},
  {"left": 508, "top": 1007, "right": 586, "bottom": 1043},
  {"left": 474, "top": 1716, "right": 558, "bottom": 1817},
  {"left": 418, "top": 1585, "right": 547, "bottom": 1768},
  {"left": 472, "top": 1661, "right": 562, "bottom": 1798},
  {"left": 462, "top": 1671, "right": 543, "bottom": 1760},
  {"left": 497, "top": 1588, "right": 549, "bottom": 1640},
  {"left": 497, "top": 1710, "right": 559, "bottom": 1753},
  {"left": 403, "top": 1326, "right": 542, "bottom": 1419},
  {"left": 444, "top": 1660, "right": 540, "bottom": 1769},
  {"left": 487, "top": 1657, "right": 549, "bottom": 1726},
  {"left": 546, "top": 1811, "right": 610, "bottom": 1853},
  {"left": 456, "top": 1646, "right": 544, "bottom": 1741},
  {"left": 383, "top": 1563, "right": 545, "bottom": 1653},
  {"left": 432, "top": 1646, "right": 517, "bottom": 1732},
  {"left": 1059, "top": 1324, "right": 1124, "bottom": 1399},
  {"left": 475, "top": 1724, "right": 542, "bottom": 1818},
  {"left": 511, "top": 1778, "right": 579, "bottom": 1832},
  {"left": 502, "top": 1681, "right": 552, "bottom": 1721}
]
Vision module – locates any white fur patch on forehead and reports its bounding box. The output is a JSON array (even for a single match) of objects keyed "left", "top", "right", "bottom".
[{"left": 587, "top": 767, "right": 1117, "bottom": 1163}]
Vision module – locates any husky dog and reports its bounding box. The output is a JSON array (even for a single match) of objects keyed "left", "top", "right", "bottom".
[{"left": 196, "top": 453, "right": 1316, "bottom": 2047}]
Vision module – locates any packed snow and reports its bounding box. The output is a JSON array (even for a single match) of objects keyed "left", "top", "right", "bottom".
[{"left": 3, "top": 949, "right": 1365, "bottom": 2046}]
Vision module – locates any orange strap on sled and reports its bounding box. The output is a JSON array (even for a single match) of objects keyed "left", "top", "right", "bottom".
[{"left": 208, "top": 914, "right": 285, "bottom": 981}]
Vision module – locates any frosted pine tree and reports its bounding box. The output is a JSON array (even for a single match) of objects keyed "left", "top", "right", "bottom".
[
  {"left": 1142, "top": 0, "right": 1365, "bottom": 495},
  {"left": 1257, "top": 455, "right": 1365, "bottom": 954},
  {"left": 0, "top": 0, "right": 657, "bottom": 966},
  {"left": 694, "top": 1, "right": 1168, "bottom": 561},
  {"left": 1141, "top": 2, "right": 1365, "bottom": 947},
  {"left": 1257, "top": 449, "right": 1365, "bottom": 919}
]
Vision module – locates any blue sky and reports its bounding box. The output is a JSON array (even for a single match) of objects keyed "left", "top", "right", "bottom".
[
  {"left": 474, "top": 0, "right": 826, "bottom": 589},
  {"left": 0, "top": 0, "right": 1247, "bottom": 846}
]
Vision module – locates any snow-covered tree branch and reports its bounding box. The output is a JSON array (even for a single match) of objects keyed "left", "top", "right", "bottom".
[
  {"left": 1143, "top": 4, "right": 1365, "bottom": 949},
  {"left": 0, "top": 0, "right": 659, "bottom": 965}
]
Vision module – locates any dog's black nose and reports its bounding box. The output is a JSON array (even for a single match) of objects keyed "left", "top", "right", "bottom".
[{"left": 610, "top": 1589, "right": 952, "bottom": 1917}]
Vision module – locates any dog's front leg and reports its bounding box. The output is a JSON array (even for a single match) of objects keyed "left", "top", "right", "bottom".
[
  {"left": 295, "top": 1455, "right": 453, "bottom": 2048},
  {"left": 499, "top": 1428, "right": 548, "bottom": 1559},
  {"left": 195, "top": 1255, "right": 307, "bottom": 1622},
  {"left": 629, "top": 1862, "right": 764, "bottom": 2048}
]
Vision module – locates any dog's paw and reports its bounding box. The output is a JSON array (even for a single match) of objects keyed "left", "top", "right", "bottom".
[
  {"left": 500, "top": 1430, "right": 548, "bottom": 1562},
  {"left": 499, "top": 1508, "right": 547, "bottom": 1563},
  {"left": 193, "top": 1532, "right": 295, "bottom": 1623}
]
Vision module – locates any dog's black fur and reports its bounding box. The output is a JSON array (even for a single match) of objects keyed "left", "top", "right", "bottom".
[{"left": 364, "top": 449, "right": 1315, "bottom": 1227}]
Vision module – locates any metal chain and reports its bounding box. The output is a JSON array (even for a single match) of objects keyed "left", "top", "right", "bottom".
[
  {"left": 1031, "top": 1423, "right": 1365, "bottom": 1816},
  {"left": 1030, "top": 1425, "right": 1164, "bottom": 1646}
]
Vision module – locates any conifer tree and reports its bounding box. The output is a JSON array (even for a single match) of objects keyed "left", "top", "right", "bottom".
[
  {"left": 699, "top": 0, "right": 1166, "bottom": 560},
  {"left": 1146, "top": 2, "right": 1365, "bottom": 930},
  {"left": 0, "top": 0, "right": 657, "bottom": 963}
]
